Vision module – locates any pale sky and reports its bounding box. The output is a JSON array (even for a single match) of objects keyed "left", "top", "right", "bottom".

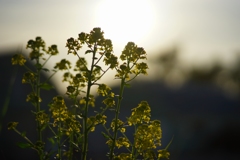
[{"left": 1, "top": 0, "right": 240, "bottom": 93}]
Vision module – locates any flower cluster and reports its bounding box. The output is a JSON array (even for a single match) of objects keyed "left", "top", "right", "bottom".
[
  {"left": 103, "top": 51, "right": 118, "bottom": 69},
  {"left": 65, "top": 73, "right": 88, "bottom": 98},
  {"left": 110, "top": 119, "right": 125, "bottom": 133},
  {"left": 109, "top": 102, "right": 163, "bottom": 159},
  {"left": 128, "top": 101, "right": 151, "bottom": 126},
  {"left": 87, "top": 114, "right": 107, "bottom": 132},
  {"left": 26, "top": 92, "right": 42, "bottom": 104},
  {"left": 26, "top": 37, "right": 45, "bottom": 60},
  {"left": 158, "top": 149, "right": 170, "bottom": 159},
  {"left": 97, "top": 84, "right": 112, "bottom": 97},
  {"left": 134, "top": 120, "right": 162, "bottom": 151},
  {"left": 49, "top": 96, "right": 68, "bottom": 127},
  {"left": 47, "top": 44, "right": 59, "bottom": 55},
  {"left": 115, "top": 42, "right": 148, "bottom": 80},
  {"left": 49, "top": 96, "right": 81, "bottom": 135},
  {"left": 66, "top": 27, "right": 118, "bottom": 70},
  {"left": 97, "top": 84, "right": 115, "bottom": 107},
  {"left": 114, "top": 153, "right": 132, "bottom": 160},
  {"left": 54, "top": 59, "right": 71, "bottom": 70},
  {"left": 107, "top": 137, "right": 130, "bottom": 149},
  {"left": 26, "top": 37, "right": 59, "bottom": 60},
  {"left": 11, "top": 54, "right": 26, "bottom": 66},
  {"left": 115, "top": 137, "right": 130, "bottom": 148},
  {"left": 64, "top": 115, "right": 81, "bottom": 136},
  {"left": 79, "top": 95, "right": 95, "bottom": 107},
  {"left": 35, "top": 111, "right": 49, "bottom": 131},
  {"left": 22, "top": 72, "right": 36, "bottom": 84}
]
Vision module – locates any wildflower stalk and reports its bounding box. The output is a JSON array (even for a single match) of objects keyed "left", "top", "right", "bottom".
[
  {"left": 32, "top": 55, "right": 44, "bottom": 160},
  {"left": 131, "top": 125, "right": 137, "bottom": 159},
  {"left": 109, "top": 77, "right": 126, "bottom": 160},
  {"left": 81, "top": 44, "right": 97, "bottom": 160},
  {"left": 57, "top": 121, "right": 62, "bottom": 159},
  {"left": 36, "top": 58, "right": 42, "bottom": 142},
  {"left": 68, "top": 133, "right": 74, "bottom": 160}
]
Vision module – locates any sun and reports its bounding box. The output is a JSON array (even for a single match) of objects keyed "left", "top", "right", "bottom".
[{"left": 95, "top": 0, "right": 155, "bottom": 49}]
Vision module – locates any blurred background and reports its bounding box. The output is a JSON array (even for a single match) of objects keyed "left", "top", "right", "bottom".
[{"left": 1, "top": 0, "right": 240, "bottom": 159}]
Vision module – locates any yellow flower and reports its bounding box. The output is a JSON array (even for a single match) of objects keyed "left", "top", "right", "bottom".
[
  {"left": 111, "top": 119, "right": 124, "bottom": 132},
  {"left": 114, "top": 153, "right": 132, "bottom": 160},
  {"left": 134, "top": 120, "right": 162, "bottom": 152},
  {"left": 22, "top": 72, "right": 36, "bottom": 84},
  {"left": 158, "top": 149, "right": 170, "bottom": 159},
  {"left": 115, "top": 137, "right": 130, "bottom": 149},
  {"left": 36, "top": 111, "right": 49, "bottom": 125},
  {"left": 120, "top": 127, "right": 126, "bottom": 133},
  {"left": 97, "top": 84, "right": 112, "bottom": 97},
  {"left": 11, "top": 54, "right": 26, "bottom": 66},
  {"left": 128, "top": 101, "right": 151, "bottom": 125},
  {"left": 26, "top": 92, "right": 42, "bottom": 103},
  {"left": 54, "top": 59, "right": 71, "bottom": 70},
  {"left": 143, "top": 149, "right": 156, "bottom": 160}
]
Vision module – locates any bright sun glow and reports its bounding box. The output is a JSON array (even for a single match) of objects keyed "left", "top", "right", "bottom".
[{"left": 96, "top": 0, "right": 155, "bottom": 49}]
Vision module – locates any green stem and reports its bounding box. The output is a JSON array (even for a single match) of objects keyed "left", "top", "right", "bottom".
[
  {"left": 132, "top": 125, "right": 137, "bottom": 159},
  {"left": 68, "top": 133, "right": 74, "bottom": 160},
  {"left": 92, "top": 67, "right": 110, "bottom": 84},
  {"left": 42, "top": 55, "right": 52, "bottom": 68},
  {"left": 36, "top": 58, "right": 43, "bottom": 160},
  {"left": 13, "top": 128, "right": 35, "bottom": 149},
  {"left": 109, "top": 77, "right": 126, "bottom": 160},
  {"left": 57, "top": 121, "right": 62, "bottom": 160},
  {"left": 44, "top": 70, "right": 58, "bottom": 84},
  {"left": 102, "top": 124, "right": 112, "bottom": 139},
  {"left": 81, "top": 45, "right": 97, "bottom": 160}
]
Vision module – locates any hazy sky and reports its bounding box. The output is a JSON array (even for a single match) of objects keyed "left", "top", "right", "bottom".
[{"left": 1, "top": 0, "right": 240, "bottom": 92}]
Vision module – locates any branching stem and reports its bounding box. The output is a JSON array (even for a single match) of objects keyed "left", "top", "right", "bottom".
[
  {"left": 81, "top": 44, "right": 97, "bottom": 160},
  {"left": 109, "top": 76, "right": 126, "bottom": 160}
]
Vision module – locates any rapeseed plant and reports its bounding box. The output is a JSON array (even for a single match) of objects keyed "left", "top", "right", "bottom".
[{"left": 8, "top": 27, "right": 171, "bottom": 160}]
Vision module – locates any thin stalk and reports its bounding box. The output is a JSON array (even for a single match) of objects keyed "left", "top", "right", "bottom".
[
  {"left": 36, "top": 58, "right": 43, "bottom": 160},
  {"left": 23, "top": 64, "right": 33, "bottom": 72},
  {"left": 57, "top": 121, "right": 62, "bottom": 160},
  {"left": 42, "top": 55, "right": 52, "bottom": 68},
  {"left": 92, "top": 67, "right": 110, "bottom": 84},
  {"left": 48, "top": 125, "right": 57, "bottom": 136},
  {"left": 94, "top": 51, "right": 104, "bottom": 65},
  {"left": 13, "top": 128, "right": 35, "bottom": 149},
  {"left": 81, "top": 45, "right": 97, "bottom": 160},
  {"left": 102, "top": 124, "right": 112, "bottom": 139},
  {"left": 68, "top": 133, "right": 74, "bottom": 160},
  {"left": 131, "top": 125, "right": 137, "bottom": 160},
  {"left": 44, "top": 70, "right": 58, "bottom": 84},
  {"left": 126, "top": 73, "right": 140, "bottom": 83},
  {"left": 109, "top": 77, "right": 126, "bottom": 160}
]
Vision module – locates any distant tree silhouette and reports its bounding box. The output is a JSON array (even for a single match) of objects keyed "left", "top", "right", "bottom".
[{"left": 152, "top": 47, "right": 240, "bottom": 97}]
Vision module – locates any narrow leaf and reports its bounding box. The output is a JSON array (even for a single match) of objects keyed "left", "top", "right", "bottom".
[
  {"left": 39, "top": 83, "right": 54, "bottom": 90},
  {"left": 42, "top": 68, "right": 49, "bottom": 72},
  {"left": 17, "top": 142, "right": 31, "bottom": 149},
  {"left": 124, "top": 83, "right": 131, "bottom": 88},
  {"left": 48, "top": 137, "right": 55, "bottom": 144},
  {"left": 101, "top": 132, "right": 110, "bottom": 139},
  {"left": 85, "top": 50, "right": 93, "bottom": 54}
]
